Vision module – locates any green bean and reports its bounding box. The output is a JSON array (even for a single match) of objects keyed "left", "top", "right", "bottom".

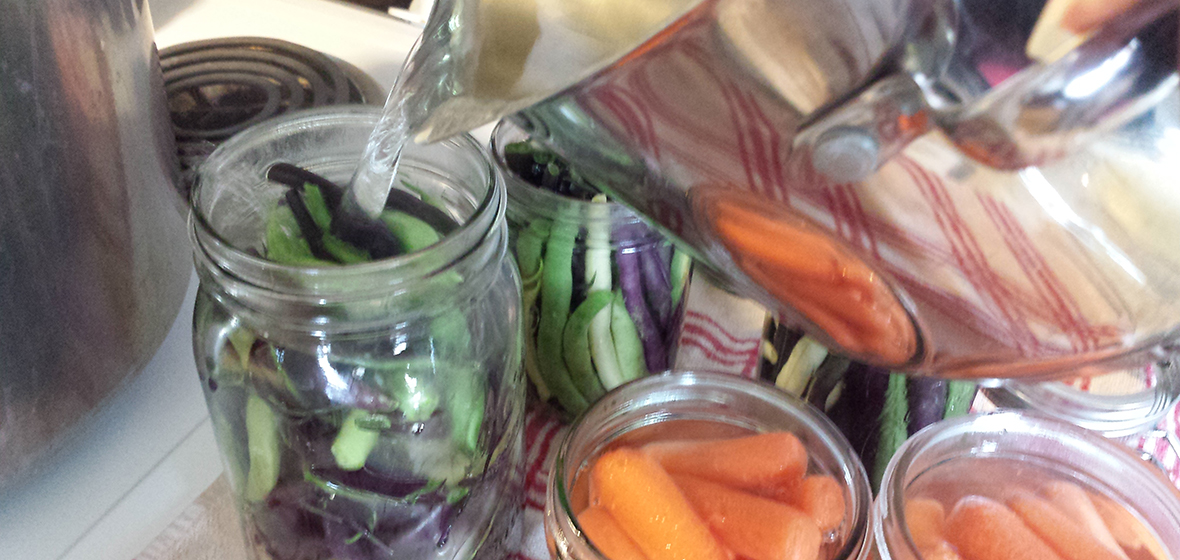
[
  {"left": 610, "top": 289, "right": 647, "bottom": 382},
  {"left": 562, "top": 290, "right": 612, "bottom": 401},
  {"left": 332, "top": 408, "right": 382, "bottom": 471},
  {"left": 517, "top": 219, "right": 550, "bottom": 280},
  {"left": 244, "top": 393, "right": 280, "bottom": 501},
  {"left": 872, "top": 373, "right": 909, "bottom": 492},
  {"left": 584, "top": 195, "right": 625, "bottom": 390},
  {"left": 521, "top": 262, "right": 551, "bottom": 401},
  {"left": 381, "top": 210, "right": 441, "bottom": 252},
  {"left": 537, "top": 219, "right": 589, "bottom": 414},
  {"left": 943, "top": 380, "right": 978, "bottom": 419},
  {"left": 431, "top": 310, "right": 472, "bottom": 355},
  {"left": 519, "top": 219, "right": 552, "bottom": 400},
  {"left": 590, "top": 308, "right": 625, "bottom": 390},
  {"left": 322, "top": 233, "right": 372, "bottom": 264},
  {"left": 299, "top": 185, "right": 372, "bottom": 264},
  {"left": 670, "top": 249, "right": 692, "bottom": 309},
  {"left": 264, "top": 204, "right": 333, "bottom": 266},
  {"left": 227, "top": 327, "right": 255, "bottom": 371},
  {"left": 302, "top": 184, "right": 333, "bottom": 229},
  {"left": 445, "top": 365, "right": 484, "bottom": 453}
]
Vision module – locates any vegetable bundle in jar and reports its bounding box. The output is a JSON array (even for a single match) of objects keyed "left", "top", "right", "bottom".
[
  {"left": 757, "top": 317, "right": 979, "bottom": 493},
  {"left": 492, "top": 120, "right": 692, "bottom": 418},
  {"left": 190, "top": 107, "right": 525, "bottom": 560}
]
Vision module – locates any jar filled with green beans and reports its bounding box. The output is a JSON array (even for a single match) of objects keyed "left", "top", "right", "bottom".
[
  {"left": 492, "top": 120, "right": 692, "bottom": 418},
  {"left": 191, "top": 107, "right": 525, "bottom": 560}
]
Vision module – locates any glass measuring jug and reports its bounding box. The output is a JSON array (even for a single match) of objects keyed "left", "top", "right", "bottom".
[{"left": 389, "top": 0, "right": 1178, "bottom": 379}]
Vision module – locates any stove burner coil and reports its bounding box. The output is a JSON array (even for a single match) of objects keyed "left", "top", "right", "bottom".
[{"left": 160, "top": 37, "right": 385, "bottom": 192}]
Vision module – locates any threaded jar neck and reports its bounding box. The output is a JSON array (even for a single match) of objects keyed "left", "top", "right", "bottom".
[{"left": 190, "top": 106, "right": 506, "bottom": 332}]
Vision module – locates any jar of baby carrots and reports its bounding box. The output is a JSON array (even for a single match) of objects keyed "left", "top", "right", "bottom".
[
  {"left": 874, "top": 411, "right": 1180, "bottom": 560},
  {"left": 546, "top": 371, "right": 875, "bottom": 560}
]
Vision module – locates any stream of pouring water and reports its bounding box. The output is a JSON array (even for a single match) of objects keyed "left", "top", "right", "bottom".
[
  {"left": 344, "top": 95, "right": 411, "bottom": 220},
  {"left": 337, "top": 0, "right": 701, "bottom": 221}
]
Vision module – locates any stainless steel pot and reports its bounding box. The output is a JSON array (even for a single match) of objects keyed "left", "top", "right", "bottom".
[{"left": 0, "top": 0, "right": 190, "bottom": 486}]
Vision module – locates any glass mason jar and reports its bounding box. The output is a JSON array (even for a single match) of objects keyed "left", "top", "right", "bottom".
[
  {"left": 983, "top": 361, "right": 1180, "bottom": 440},
  {"left": 190, "top": 107, "right": 525, "bottom": 560},
  {"left": 546, "top": 372, "right": 875, "bottom": 560},
  {"left": 875, "top": 411, "right": 1180, "bottom": 560},
  {"left": 492, "top": 120, "right": 692, "bottom": 418}
]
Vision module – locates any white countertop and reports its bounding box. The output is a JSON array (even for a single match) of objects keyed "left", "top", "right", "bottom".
[{"left": 0, "top": 1, "right": 422, "bottom": 558}]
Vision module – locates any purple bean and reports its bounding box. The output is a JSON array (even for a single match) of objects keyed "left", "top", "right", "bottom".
[
  {"left": 616, "top": 247, "right": 668, "bottom": 371},
  {"left": 906, "top": 377, "right": 948, "bottom": 435},
  {"left": 638, "top": 246, "right": 674, "bottom": 336}
]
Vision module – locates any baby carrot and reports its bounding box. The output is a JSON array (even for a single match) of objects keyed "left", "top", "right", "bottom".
[
  {"left": 905, "top": 498, "right": 950, "bottom": 552},
  {"left": 643, "top": 432, "right": 808, "bottom": 490},
  {"left": 577, "top": 506, "right": 650, "bottom": 560},
  {"left": 1060, "top": 0, "right": 1139, "bottom": 34},
  {"left": 902, "top": 498, "right": 966, "bottom": 559},
  {"left": 673, "top": 474, "right": 822, "bottom": 560},
  {"left": 1039, "top": 482, "right": 1127, "bottom": 559},
  {"left": 1006, "top": 491, "right": 1124, "bottom": 560},
  {"left": 1087, "top": 491, "right": 1168, "bottom": 560},
  {"left": 703, "top": 195, "right": 916, "bottom": 365},
  {"left": 765, "top": 474, "right": 847, "bottom": 532},
  {"left": 590, "top": 448, "right": 730, "bottom": 560},
  {"left": 944, "top": 495, "right": 1064, "bottom": 560}
]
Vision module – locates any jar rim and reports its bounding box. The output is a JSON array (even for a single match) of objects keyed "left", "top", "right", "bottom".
[
  {"left": 190, "top": 106, "right": 503, "bottom": 298},
  {"left": 875, "top": 410, "right": 1180, "bottom": 559},
  {"left": 491, "top": 119, "right": 649, "bottom": 227},
  {"left": 984, "top": 362, "right": 1180, "bottom": 438},
  {"left": 550, "top": 371, "right": 875, "bottom": 560}
]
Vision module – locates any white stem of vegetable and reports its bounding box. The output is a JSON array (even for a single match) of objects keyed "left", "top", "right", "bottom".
[
  {"left": 586, "top": 195, "right": 625, "bottom": 389},
  {"left": 776, "top": 336, "right": 829, "bottom": 397}
]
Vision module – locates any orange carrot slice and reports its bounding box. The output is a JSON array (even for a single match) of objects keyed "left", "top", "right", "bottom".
[
  {"left": 673, "top": 474, "right": 822, "bottom": 560},
  {"left": 765, "top": 474, "right": 847, "bottom": 532},
  {"left": 577, "top": 506, "right": 650, "bottom": 560},
  {"left": 1039, "top": 482, "right": 1127, "bottom": 559},
  {"left": 643, "top": 432, "right": 808, "bottom": 490},
  {"left": 1006, "top": 491, "right": 1124, "bottom": 560},
  {"left": 590, "top": 448, "right": 730, "bottom": 560},
  {"left": 944, "top": 495, "right": 1064, "bottom": 560}
]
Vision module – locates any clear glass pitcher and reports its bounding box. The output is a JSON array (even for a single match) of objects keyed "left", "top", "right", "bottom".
[{"left": 393, "top": 0, "right": 1179, "bottom": 379}]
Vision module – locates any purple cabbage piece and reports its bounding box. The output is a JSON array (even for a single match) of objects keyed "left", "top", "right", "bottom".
[
  {"left": 320, "top": 492, "right": 457, "bottom": 560},
  {"left": 246, "top": 483, "right": 330, "bottom": 560},
  {"left": 311, "top": 466, "right": 438, "bottom": 501}
]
